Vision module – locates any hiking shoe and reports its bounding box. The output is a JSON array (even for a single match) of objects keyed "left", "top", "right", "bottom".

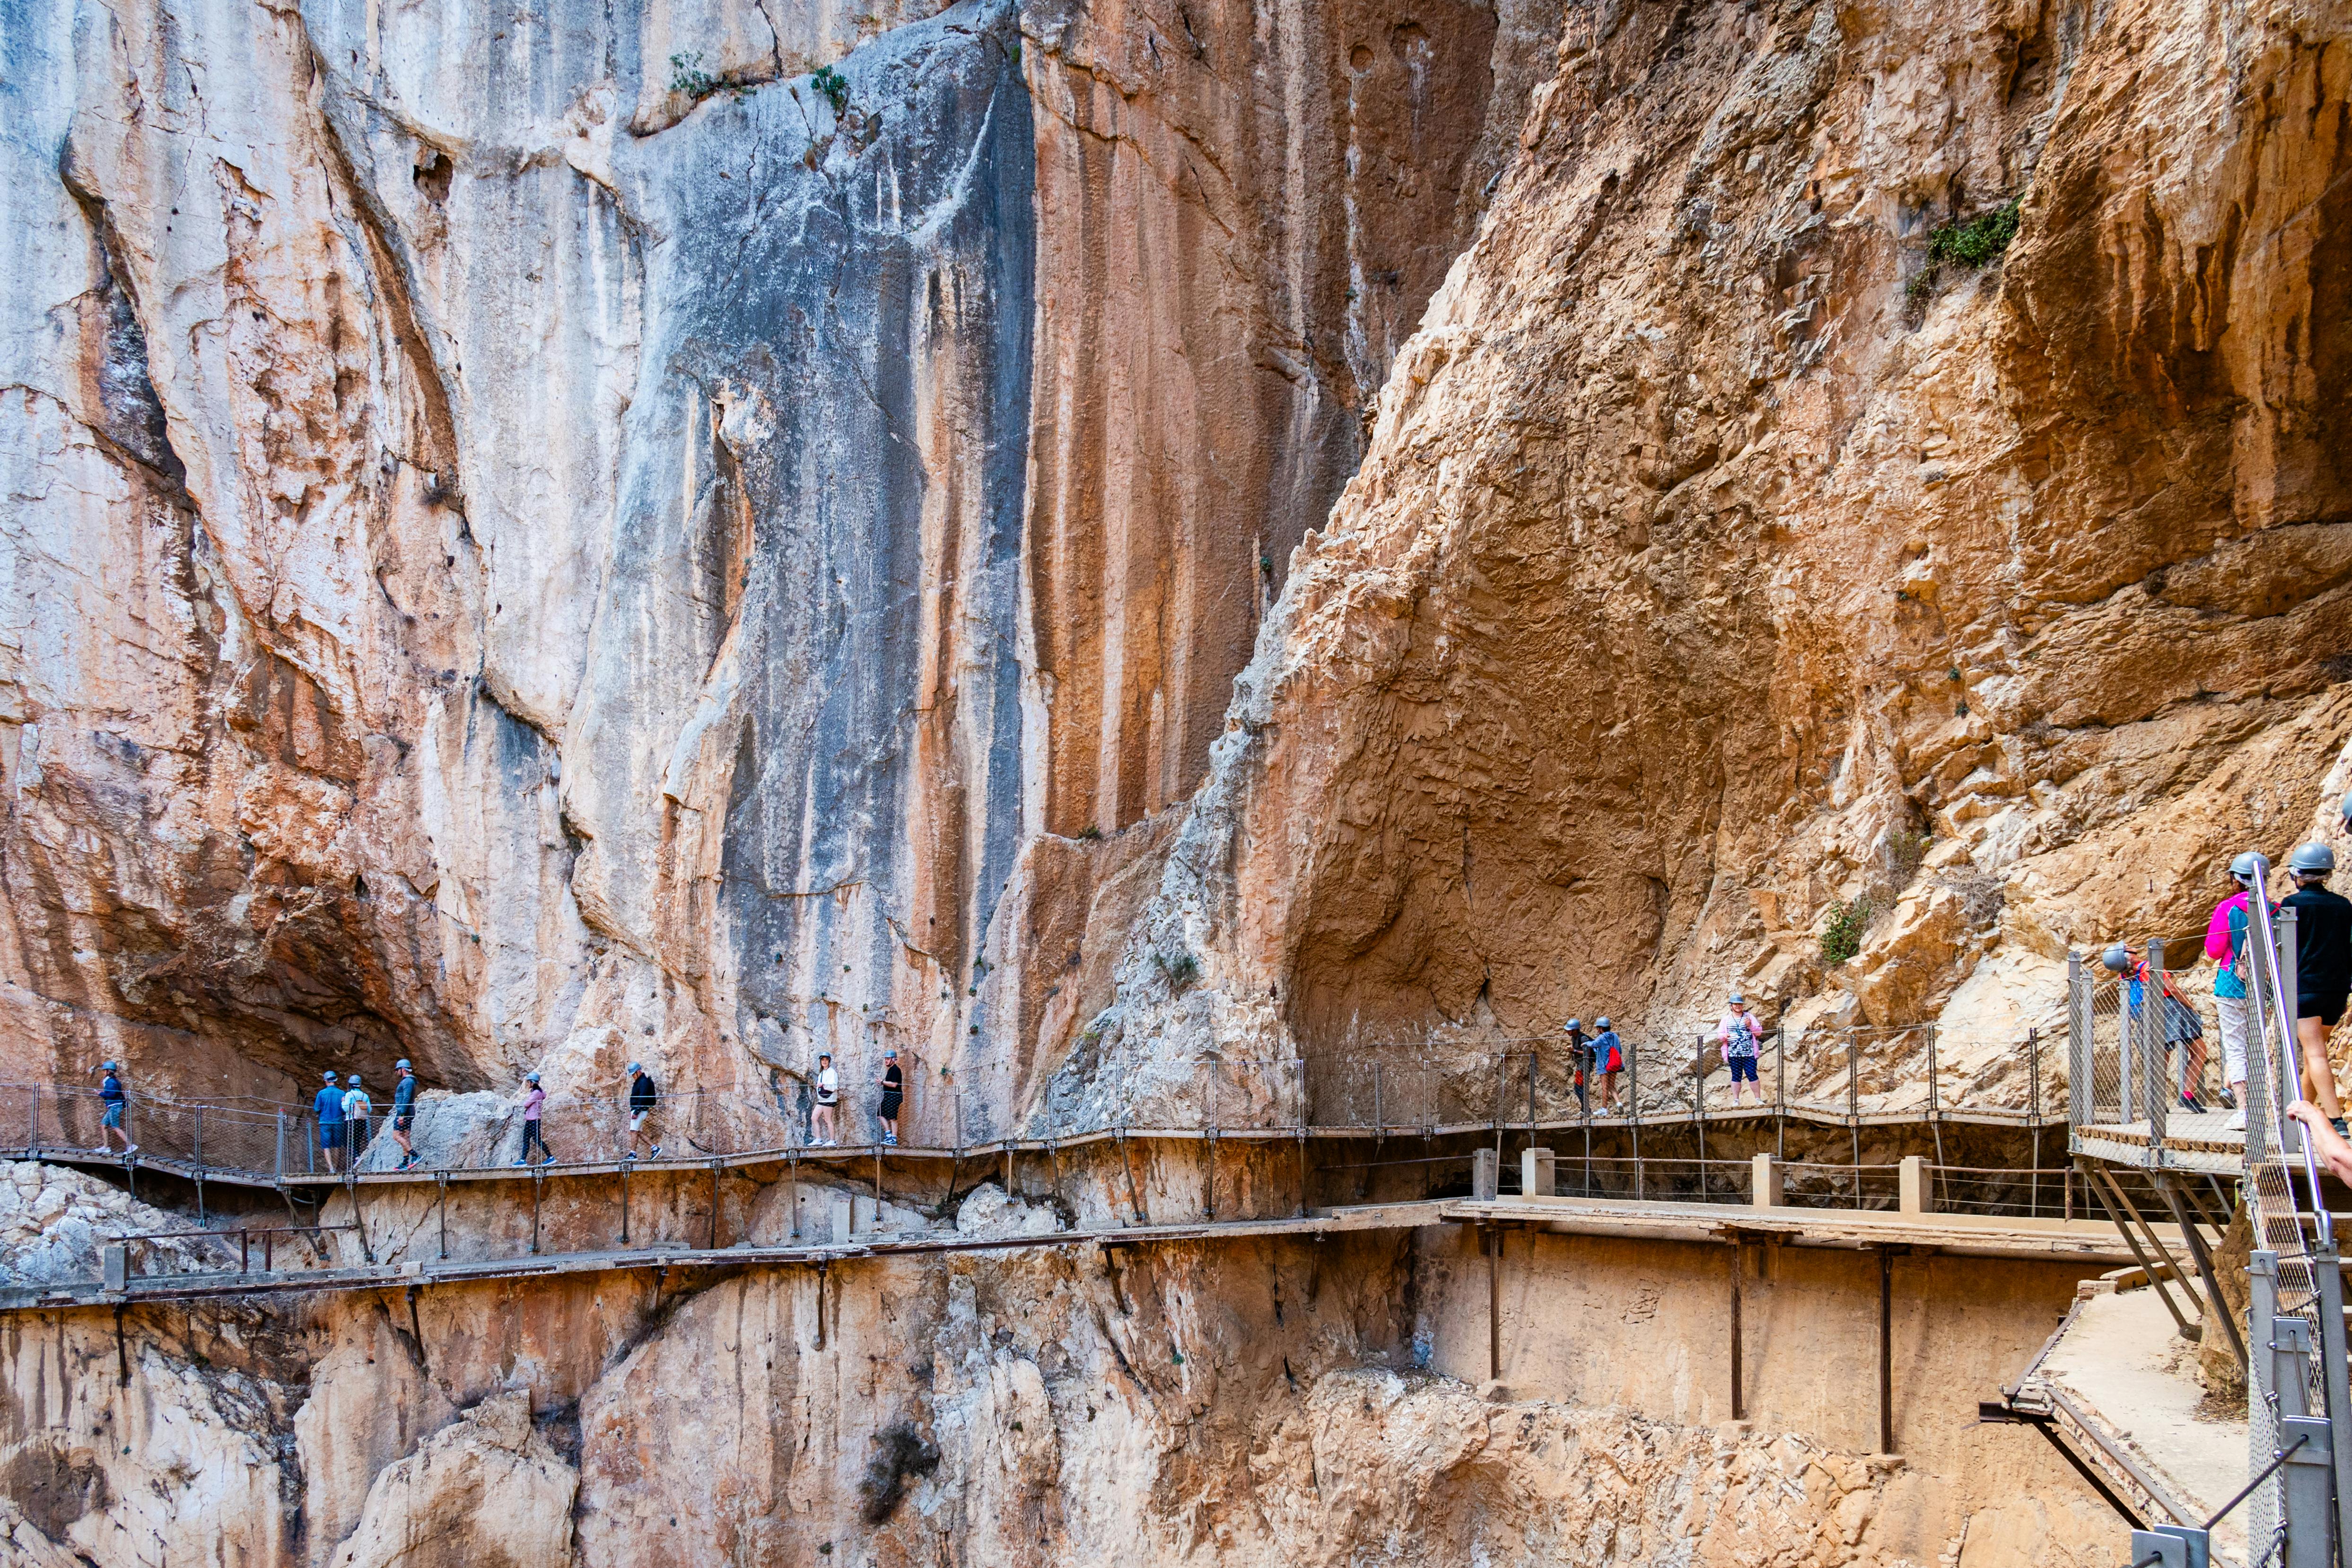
[
  {"left": 625, "top": 1151, "right": 639, "bottom": 1161},
  {"left": 2334, "top": 1118, "right": 2348, "bottom": 1139},
  {"left": 122, "top": 1144, "right": 138, "bottom": 1156},
  {"left": 649, "top": 1145, "right": 661, "bottom": 1157},
  {"left": 2226, "top": 1108, "right": 2248, "bottom": 1131},
  {"left": 513, "top": 1158, "right": 528, "bottom": 1167},
  {"left": 883, "top": 1133, "right": 897, "bottom": 1146}
]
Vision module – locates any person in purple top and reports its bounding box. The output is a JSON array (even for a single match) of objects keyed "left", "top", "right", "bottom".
[{"left": 513, "top": 1072, "right": 552, "bottom": 1166}]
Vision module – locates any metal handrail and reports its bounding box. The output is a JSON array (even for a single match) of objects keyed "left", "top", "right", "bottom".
[{"left": 2245, "top": 852, "right": 2332, "bottom": 1244}]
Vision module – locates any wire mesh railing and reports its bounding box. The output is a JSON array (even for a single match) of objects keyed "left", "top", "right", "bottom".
[{"left": 0, "top": 1018, "right": 2058, "bottom": 1189}]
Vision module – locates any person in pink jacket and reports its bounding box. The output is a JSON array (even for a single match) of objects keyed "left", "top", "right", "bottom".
[{"left": 2205, "top": 852, "right": 2267, "bottom": 1130}]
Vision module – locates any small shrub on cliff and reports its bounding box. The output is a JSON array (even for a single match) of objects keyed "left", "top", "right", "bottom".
[
  {"left": 812, "top": 64, "right": 850, "bottom": 116},
  {"left": 669, "top": 52, "right": 717, "bottom": 101},
  {"left": 1156, "top": 950, "right": 1201, "bottom": 991},
  {"left": 1907, "top": 198, "right": 2021, "bottom": 304},
  {"left": 1819, "top": 896, "right": 1871, "bottom": 966},
  {"left": 1929, "top": 200, "right": 2021, "bottom": 268},
  {"left": 1885, "top": 826, "right": 1930, "bottom": 887}
]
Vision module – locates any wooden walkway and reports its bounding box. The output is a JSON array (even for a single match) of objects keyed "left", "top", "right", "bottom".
[
  {"left": 0, "top": 1193, "right": 2138, "bottom": 1314},
  {"left": 0, "top": 1098, "right": 2058, "bottom": 1196}
]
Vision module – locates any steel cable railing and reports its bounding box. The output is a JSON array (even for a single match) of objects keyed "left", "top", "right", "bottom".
[{"left": 2238, "top": 849, "right": 2352, "bottom": 1557}]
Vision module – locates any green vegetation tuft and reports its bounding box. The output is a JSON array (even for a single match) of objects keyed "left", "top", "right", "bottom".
[
  {"left": 812, "top": 64, "right": 850, "bottom": 116},
  {"left": 1907, "top": 198, "right": 2021, "bottom": 306},
  {"left": 1928, "top": 200, "right": 2021, "bottom": 268},
  {"left": 1156, "top": 950, "right": 1201, "bottom": 991},
  {"left": 669, "top": 51, "right": 718, "bottom": 102},
  {"left": 1819, "top": 896, "right": 1871, "bottom": 966}
]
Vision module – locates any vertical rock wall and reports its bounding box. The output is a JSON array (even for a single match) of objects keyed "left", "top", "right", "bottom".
[{"left": 0, "top": 0, "right": 1539, "bottom": 1121}]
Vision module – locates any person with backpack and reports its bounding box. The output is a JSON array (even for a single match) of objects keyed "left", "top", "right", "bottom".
[
  {"left": 342, "top": 1074, "right": 373, "bottom": 1162},
  {"left": 1562, "top": 1018, "right": 1592, "bottom": 1113},
  {"left": 512, "top": 1071, "right": 552, "bottom": 1166},
  {"left": 812, "top": 1052, "right": 839, "bottom": 1146},
  {"left": 2101, "top": 944, "right": 2209, "bottom": 1112},
  {"left": 875, "top": 1050, "right": 904, "bottom": 1146},
  {"left": 92, "top": 1060, "right": 136, "bottom": 1157},
  {"left": 625, "top": 1062, "right": 662, "bottom": 1160},
  {"left": 313, "top": 1068, "right": 347, "bottom": 1173},
  {"left": 1591, "top": 1018, "right": 1623, "bottom": 1111},
  {"left": 390, "top": 1060, "right": 420, "bottom": 1170},
  {"left": 1712, "top": 994, "right": 1766, "bottom": 1108},
  {"left": 2284, "top": 842, "right": 2351, "bottom": 1134},
  {"left": 2206, "top": 853, "right": 2269, "bottom": 1130}
]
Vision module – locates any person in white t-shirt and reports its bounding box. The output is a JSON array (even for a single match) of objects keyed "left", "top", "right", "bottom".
[{"left": 812, "top": 1052, "right": 839, "bottom": 1147}]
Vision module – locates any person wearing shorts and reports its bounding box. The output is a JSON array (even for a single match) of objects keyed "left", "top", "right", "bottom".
[
  {"left": 1591, "top": 1019, "right": 1622, "bottom": 1111},
  {"left": 94, "top": 1060, "right": 136, "bottom": 1157},
  {"left": 2285, "top": 843, "right": 2352, "bottom": 1133},
  {"left": 626, "top": 1062, "right": 661, "bottom": 1159},
  {"left": 391, "top": 1060, "right": 420, "bottom": 1169},
  {"left": 812, "top": 1054, "right": 839, "bottom": 1147},
  {"left": 313, "top": 1068, "right": 346, "bottom": 1173},
  {"left": 1712, "top": 994, "right": 1765, "bottom": 1107},
  {"left": 875, "top": 1050, "right": 903, "bottom": 1146},
  {"left": 342, "top": 1074, "right": 372, "bottom": 1162}
]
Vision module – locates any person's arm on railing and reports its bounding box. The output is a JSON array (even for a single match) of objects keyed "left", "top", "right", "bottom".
[{"left": 2287, "top": 1101, "right": 2352, "bottom": 1183}]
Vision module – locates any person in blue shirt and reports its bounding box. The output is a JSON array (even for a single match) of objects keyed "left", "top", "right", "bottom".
[
  {"left": 93, "top": 1060, "right": 135, "bottom": 1157},
  {"left": 1591, "top": 1019, "right": 1623, "bottom": 1112},
  {"left": 313, "top": 1069, "right": 347, "bottom": 1173}
]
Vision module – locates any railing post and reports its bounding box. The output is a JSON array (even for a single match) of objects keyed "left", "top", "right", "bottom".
[
  {"left": 2145, "top": 937, "right": 2168, "bottom": 1157},
  {"left": 1926, "top": 1025, "right": 1939, "bottom": 1120},
  {"left": 27, "top": 1085, "right": 38, "bottom": 1155},
  {"left": 192, "top": 1105, "right": 203, "bottom": 1172},
  {"left": 1692, "top": 1033, "right": 1704, "bottom": 1118},
  {"left": 1373, "top": 1064, "right": 1382, "bottom": 1135},
  {"left": 274, "top": 1110, "right": 285, "bottom": 1182},
  {"left": 2027, "top": 1026, "right": 2040, "bottom": 1125},
  {"left": 2281, "top": 906, "right": 2302, "bottom": 1145},
  {"left": 2066, "top": 951, "right": 2090, "bottom": 1131}
]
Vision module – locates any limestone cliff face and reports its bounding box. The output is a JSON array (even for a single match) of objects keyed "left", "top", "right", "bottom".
[
  {"left": 0, "top": 0, "right": 1535, "bottom": 1123},
  {"left": 1079, "top": 0, "right": 2352, "bottom": 1089}
]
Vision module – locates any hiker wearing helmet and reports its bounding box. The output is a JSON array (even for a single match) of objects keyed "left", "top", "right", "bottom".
[
  {"left": 2284, "top": 842, "right": 2351, "bottom": 1133},
  {"left": 812, "top": 1053, "right": 839, "bottom": 1146},
  {"left": 2101, "top": 943, "right": 2209, "bottom": 1112},
  {"left": 1562, "top": 1018, "right": 1592, "bottom": 1113},
  {"left": 391, "top": 1060, "right": 420, "bottom": 1170},
  {"left": 2206, "top": 853, "right": 2271, "bottom": 1130},
  {"left": 513, "top": 1071, "right": 552, "bottom": 1166},
  {"left": 626, "top": 1061, "right": 662, "bottom": 1160},
  {"left": 93, "top": 1060, "right": 135, "bottom": 1158},
  {"left": 342, "top": 1074, "right": 373, "bottom": 1162},
  {"left": 1712, "top": 994, "right": 1766, "bottom": 1108},
  {"left": 1591, "top": 1017, "right": 1622, "bottom": 1111},
  {"left": 876, "top": 1050, "right": 904, "bottom": 1146},
  {"left": 313, "top": 1068, "right": 347, "bottom": 1173}
]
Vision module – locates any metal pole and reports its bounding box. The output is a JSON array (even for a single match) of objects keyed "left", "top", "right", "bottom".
[
  {"left": 530, "top": 1167, "right": 542, "bottom": 1255},
  {"left": 710, "top": 1162, "right": 722, "bottom": 1249},
  {"left": 2066, "top": 951, "right": 2090, "bottom": 1130},
  {"left": 1730, "top": 1241, "right": 1744, "bottom": 1421},
  {"left": 2156, "top": 1174, "right": 2246, "bottom": 1371},
  {"left": 1632, "top": 1044, "right": 1644, "bottom": 1202},
  {"left": 1927, "top": 1025, "right": 1939, "bottom": 1120},
  {"left": 275, "top": 1109, "right": 285, "bottom": 1182},
  {"left": 1878, "top": 1246, "right": 1895, "bottom": 1454},
  {"left": 1848, "top": 1028, "right": 1861, "bottom": 1168},
  {"left": 437, "top": 1171, "right": 448, "bottom": 1261},
  {"left": 2147, "top": 937, "right": 2168, "bottom": 1156},
  {"left": 620, "top": 1158, "right": 630, "bottom": 1246},
  {"left": 1486, "top": 1226, "right": 1501, "bottom": 1383},
  {"left": 1775, "top": 1026, "right": 1787, "bottom": 1159}
]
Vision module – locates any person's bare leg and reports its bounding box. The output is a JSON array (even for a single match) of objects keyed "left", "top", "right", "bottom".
[{"left": 2300, "top": 1016, "right": 2344, "bottom": 1119}]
